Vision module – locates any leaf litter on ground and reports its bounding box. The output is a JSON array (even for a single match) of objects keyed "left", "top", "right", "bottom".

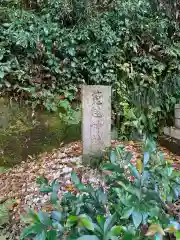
[{"left": 0, "top": 140, "right": 179, "bottom": 238}]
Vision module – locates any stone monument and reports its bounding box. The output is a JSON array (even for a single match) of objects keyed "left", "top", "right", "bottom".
[
  {"left": 160, "top": 104, "right": 180, "bottom": 155},
  {"left": 82, "top": 85, "right": 111, "bottom": 165}
]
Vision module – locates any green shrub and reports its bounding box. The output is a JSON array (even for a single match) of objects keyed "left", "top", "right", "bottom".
[
  {"left": 1, "top": 0, "right": 180, "bottom": 134},
  {"left": 21, "top": 139, "right": 180, "bottom": 239}
]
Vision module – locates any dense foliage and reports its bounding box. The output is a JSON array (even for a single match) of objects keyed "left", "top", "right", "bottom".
[
  {"left": 1, "top": 0, "right": 180, "bottom": 134},
  {"left": 21, "top": 139, "right": 180, "bottom": 239}
]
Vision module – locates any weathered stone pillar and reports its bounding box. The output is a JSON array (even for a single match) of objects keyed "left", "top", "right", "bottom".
[
  {"left": 175, "top": 104, "right": 180, "bottom": 129},
  {"left": 82, "top": 85, "right": 111, "bottom": 165}
]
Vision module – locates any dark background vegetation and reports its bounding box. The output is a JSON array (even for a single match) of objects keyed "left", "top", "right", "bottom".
[{"left": 0, "top": 0, "right": 180, "bottom": 136}]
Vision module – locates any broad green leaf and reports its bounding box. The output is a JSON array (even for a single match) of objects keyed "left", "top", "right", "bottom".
[
  {"left": 37, "top": 212, "right": 52, "bottom": 226},
  {"left": 142, "top": 212, "right": 149, "bottom": 224},
  {"left": 116, "top": 181, "right": 128, "bottom": 190},
  {"left": 40, "top": 187, "right": 52, "bottom": 193},
  {"left": 122, "top": 232, "right": 134, "bottom": 240},
  {"left": 51, "top": 211, "right": 62, "bottom": 222},
  {"left": 164, "top": 225, "right": 178, "bottom": 233},
  {"left": 146, "top": 224, "right": 165, "bottom": 236},
  {"left": 71, "top": 172, "right": 80, "bottom": 185},
  {"left": 66, "top": 216, "right": 78, "bottom": 227},
  {"left": 36, "top": 177, "right": 48, "bottom": 185},
  {"left": 121, "top": 207, "right": 134, "bottom": 219},
  {"left": 93, "top": 223, "right": 103, "bottom": 234},
  {"left": 52, "top": 222, "right": 64, "bottom": 232},
  {"left": 59, "top": 100, "right": 70, "bottom": 110},
  {"left": 110, "top": 225, "right": 123, "bottom": 236},
  {"left": 129, "top": 164, "right": 140, "bottom": 179},
  {"left": 79, "top": 215, "right": 94, "bottom": 231},
  {"left": 149, "top": 206, "right": 160, "bottom": 217},
  {"left": 166, "top": 221, "right": 180, "bottom": 232},
  {"left": 110, "top": 151, "right": 116, "bottom": 164},
  {"left": 52, "top": 180, "right": 59, "bottom": 192},
  {"left": 154, "top": 233, "right": 163, "bottom": 240},
  {"left": 35, "top": 231, "right": 47, "bottom": 240},
  {"left": 77, "top": 235, "right": 99, "bottom": 240},
  {"left": 97, "top": 215, "right": 105, "bottom": 229},
  {"left": 47, "top": 230, "right": 57, "bottom": 240},
  {"left": 158, "top": 152, "right": 165, "bottom": 163},
  {"left": 132, "top": 212, "right": 142, "bottom": 228},
  {"left": 0, "top": 71, "right": 4, "bottom": 79},
  {"left": 76, "top": 183, "right": 86, "bottom": 191},
  {"left": 50, "top": 192, "right": 58, "bottom": 204},
  {"left": 172, "top": 186, "right": 180, "bottom": 198},
  {"left": 175, "top": 232, "right": 180, "bottom": 239},
  {"left": 97, "top": 188, "right": 107, "bottom": 204},
  {"left": 110, "top": 237, "right": 119, "bottom": 240},
  {"left": 142, "top": 171, "right": 150, "bottom": 183},
  {"left": 20, "top": 224, "right": 44, "bottom": 239},
  {"left": 167, "top": 167, "right": 173, "bottom": 176},
  {"left": 123, "top": 151, "right": 133, "bottom": 163},
  {"left": 103, "top": 163, "right": 124, "bottom": 174},
  {"left": 104, "top": 214, "right": 117, "bottom": 235},
  {"left": 28, "top": 209, "right": 41, "bottom": 223},
  {"left": 143, "top": 152, "right": 149, "bottom": 166},
  {"left": 136, "top": 159, "right": 143, "bottom": 174}
]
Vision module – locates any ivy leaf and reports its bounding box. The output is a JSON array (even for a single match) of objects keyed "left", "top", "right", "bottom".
[{"left": 132, "top": 212, "right": 142, "bottom": 228}]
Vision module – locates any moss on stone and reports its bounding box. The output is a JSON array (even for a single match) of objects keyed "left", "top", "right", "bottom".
[{"left": 0, "top": 98, "right": 81, "bottom": 167}]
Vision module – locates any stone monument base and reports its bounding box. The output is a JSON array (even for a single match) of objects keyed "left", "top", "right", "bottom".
[
  {"left": 159, "top": 127, "right": 180, "bottom": 155},
  {"left": 159, "top": 136, "right": 180, "bottom": 155},
  {"left": 83, "top": 151, "right": 105, "bottom": 167}
]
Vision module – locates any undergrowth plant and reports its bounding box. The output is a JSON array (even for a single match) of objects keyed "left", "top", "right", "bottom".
[{"left": 21, "top": 139, "right": 180, "bottom": 239}]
